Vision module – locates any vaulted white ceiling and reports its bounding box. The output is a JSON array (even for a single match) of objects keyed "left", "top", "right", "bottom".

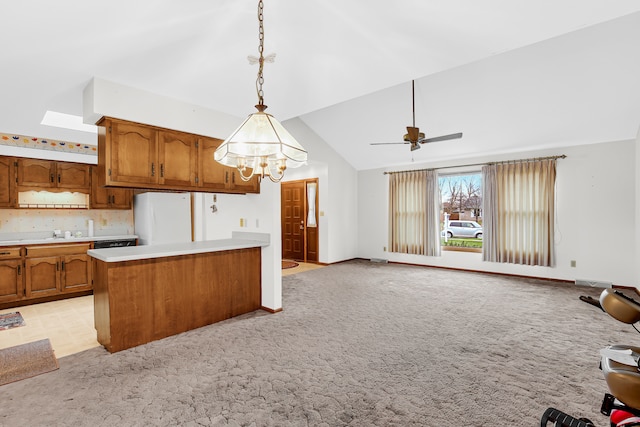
[{"left": 1, "top": 1, "right": 639, "bottom": 170}]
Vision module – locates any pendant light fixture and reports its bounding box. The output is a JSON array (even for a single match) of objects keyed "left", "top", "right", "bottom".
[{"left": 214, "top": 0, "right": 307, "bottom": 183}]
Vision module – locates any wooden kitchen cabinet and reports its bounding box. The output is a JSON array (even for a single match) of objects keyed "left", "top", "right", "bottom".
[
  {"left": 56, "top": 162, "right": 91, "bottom": 189},
  {"left": 0, "top": 247, "right": 24, "bottom": 303},
  {"left": 103, "top": 120, "right": 158, "bottom": 186},
  {"left": 17, "top": 158, "right": 89, "bottom": 191},
  {"left": 0, "top": 156, "right": 16, "bottom": 208},
  {"left": 25, "top": 243, "right": 91, "bottom": 298},
  {"left": 89, "top": 166, "right": 132, "bottom": 209},
  {"left": 17, "top": 158, "right": 55, "bottom": 188},
  {"left": 158, "top": 130, "right": 197, "bottom": 187},
  {"left": 196, "top": 137, "right": 260, "bottom": 193},
  {"left": 97, "top": 117, "right": 260, "bottom": 194}
]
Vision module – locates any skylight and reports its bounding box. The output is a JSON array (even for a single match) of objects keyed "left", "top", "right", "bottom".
[{"left": 41, "top": 111, "right": 97, "bottom": 134}]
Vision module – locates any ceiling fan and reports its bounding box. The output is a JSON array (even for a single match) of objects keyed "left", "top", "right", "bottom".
[{"left": 370, "top": 80, "right": 463, "bottom": 151}]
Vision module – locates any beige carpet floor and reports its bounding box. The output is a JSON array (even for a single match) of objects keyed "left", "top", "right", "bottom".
[{"left": 0, "top": 260, "right": 634, "bottom": 426}]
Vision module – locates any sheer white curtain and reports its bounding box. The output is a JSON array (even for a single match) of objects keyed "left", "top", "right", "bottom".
[
  {"left": 389, "top": 169, "right": 441, "bottom": 256},
  {"left": 482, "top": 159, "right": 556, "bottom": 266}
]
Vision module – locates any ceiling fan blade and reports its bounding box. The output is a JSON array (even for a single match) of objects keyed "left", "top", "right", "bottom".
[
  {"left": 370, "top": 142, "right": 410, "bottom": 146},
  {"left": 421, "top": 132, "right": 463, "bottom": 144}
]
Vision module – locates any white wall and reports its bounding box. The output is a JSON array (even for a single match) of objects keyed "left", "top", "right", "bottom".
[
  {"left": 283, "top": 117, "right": 359, "bottom": 264},
  {"left": 358, "top": 139, "right": 637, "bottom": 287},
  {"left": 635, "top": 127, "right": 640, "bottom": 292}
]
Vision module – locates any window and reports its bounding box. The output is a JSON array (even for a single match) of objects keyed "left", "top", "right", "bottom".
[{"left": 439, "top": 172, "right": 483, "bottom": 252}]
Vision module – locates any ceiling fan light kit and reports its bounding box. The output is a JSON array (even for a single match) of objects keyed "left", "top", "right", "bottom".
[{"left": 371, "top": 80, "right": 463, "bottom": 151}]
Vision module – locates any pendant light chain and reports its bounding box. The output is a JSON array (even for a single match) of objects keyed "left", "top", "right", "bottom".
[{"left": 256, "top": 0, "right": 265, "bottom": 109}]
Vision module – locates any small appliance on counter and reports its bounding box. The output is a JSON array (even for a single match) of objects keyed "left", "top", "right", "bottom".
[{"left": 133, "top": 192, "right": 192, "bottom": 245}]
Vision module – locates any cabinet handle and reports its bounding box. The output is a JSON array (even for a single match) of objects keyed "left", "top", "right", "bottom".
[
  {"left": 225, "top": 171, "right": 229, "bottom": 184},
  {"left": 18, "top": 265, "right": 21, "bottom": 275},
  {"left": 160, "top": 164, "right": 164, "bottom": 177},
  {"left": 232, "top": 173, "right": 235, "bottom": 184},
  {"left": 151, "top": 163, "right": 155, "bottom": 177},
  {"left": 61, "top": 261, "right": 65, "bottom": 271},
  {"left": 56, "top": 261, "right": 60, "bottom": 271},
  {"left": 50, "top": 173, "right": 54, "bottom": 183},
  {"left": 58, "top": 173, "right": 61, "bottom": 183},
  {"left": 0, "top": 251, "right": 10, "bottom": 255}
]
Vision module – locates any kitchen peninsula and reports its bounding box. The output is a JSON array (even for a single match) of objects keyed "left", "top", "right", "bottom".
[{"left": 88, "top": 232, "right": 268, "bottom": 353}]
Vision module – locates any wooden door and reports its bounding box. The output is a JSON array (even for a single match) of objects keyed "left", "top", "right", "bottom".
[
  {"left": 0, "top": 157, "right": 16, "bottom": 207},
  {"left": 0, "top": 259, "right": 23, "bottom": 302},
  {"left": 57, "top": 162, "right": 90, "bottom": 189},
  {"left": 61, "top": 254, "right": 91, "bottom": 292},
  {"left": 17, "top": 158, "right": 55, "bottom": 188},
  {"left": 25, "top": 256, "right": 60, "bottom": 297},
  {"left": 197, "top": 137, "right": 229, "bottom": 192},
  {"left": 158, "top": 130, "right": 197, "bottom": 187},
  {"left": 281, "top": 181, "right": 306, "bottom": 261},
  {"left": 109, "top": 121, "right": 158, "bottom": 185}
]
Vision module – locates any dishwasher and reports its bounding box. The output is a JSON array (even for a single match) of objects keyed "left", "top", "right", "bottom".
[{"left": 93, "top": 238, "right": 137, "bottom": 249}]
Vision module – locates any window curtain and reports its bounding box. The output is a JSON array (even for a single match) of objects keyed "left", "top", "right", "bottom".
[
  {"left": 482, "top": 159, "right": 556, "bottom": 266},
  {"left": 389, "top": 169, "right": 441, "bottom": 256}
]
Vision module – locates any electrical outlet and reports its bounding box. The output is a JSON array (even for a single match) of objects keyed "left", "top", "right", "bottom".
[
  {"left": 570, "top": 260, "right": 576, "bottom": 267},
  {"left": 239, "top": 218, "right": 244, "bottom": 227},
  {"left": 383, "top": 246, "right": 387, "bottom": 251}
]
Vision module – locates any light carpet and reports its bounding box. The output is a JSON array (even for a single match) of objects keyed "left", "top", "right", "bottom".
[{"left": 0, "top": 260, "right": 635, "bottom": 426}]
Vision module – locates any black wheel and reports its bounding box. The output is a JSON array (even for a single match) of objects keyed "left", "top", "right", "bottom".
[
  {"left": 476, "top": 232, "right": 483, "bottom": 239},
  {"left": 447, "top": 231, "right": 453, "bottom": 238}
]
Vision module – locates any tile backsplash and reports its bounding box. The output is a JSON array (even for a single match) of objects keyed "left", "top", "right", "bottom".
[{"left": 0, "top": 209, "right": 134, "bottom": 239}]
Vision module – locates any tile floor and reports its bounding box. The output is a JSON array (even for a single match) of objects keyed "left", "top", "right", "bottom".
[{"left": 0, "top": 262, "right": 324, "bottom": 358}]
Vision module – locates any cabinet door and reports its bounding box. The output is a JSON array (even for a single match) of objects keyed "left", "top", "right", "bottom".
[
  {"left": 229, "top": 171, "right": 260, "bottom": 194},
  {"left": 158, "top": 130, "right": 197, "bottom": 187},
  {"left": 89, "top": 166, "right": 111, "bottom": 208},
  {"left": 109, "top": 121, "right": 158, "bottom": 185},
  {"left": 61, "top": 253, "right": 91, "bottom": 292},
  {"left": 17, "top": 158, "right": 55, "bottom": 188},
  {"left": 0, "top": 157, "right": 16, "bottom": 208},
  {"left": 90, "top": 166, "right": 132, "bottom": 209},
  {"left": 197, "top": 137, "right": 229, "bottom": 191},
  {"left": 57, "top": 162, "right": 90, "bottom": 190},
  {"left": 0, "top": 259, "right": 23, "bottom": 302},
  {"left": 25, "top": 256, "right": 60, "bottom": 297}
]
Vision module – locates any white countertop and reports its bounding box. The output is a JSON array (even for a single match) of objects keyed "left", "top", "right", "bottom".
[
  {"left": 87, "top": 238, "right": 269, "bottom": 262},
  {"left": 0, "top": 235, "right": 138, "bottom": 247}
]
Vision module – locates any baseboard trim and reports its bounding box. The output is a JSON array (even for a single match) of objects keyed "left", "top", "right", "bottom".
[{"left": 261, "top": 306, "right": 283, "bottom": 314}]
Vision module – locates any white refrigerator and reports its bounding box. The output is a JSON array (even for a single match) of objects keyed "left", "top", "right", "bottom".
[{"left": 134, "top": 192, "right": 192, "bottom": 245}]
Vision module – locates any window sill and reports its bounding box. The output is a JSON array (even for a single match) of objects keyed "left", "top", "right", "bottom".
[{"left": 442, "top": 246, "right": 482, "bottom": 254}]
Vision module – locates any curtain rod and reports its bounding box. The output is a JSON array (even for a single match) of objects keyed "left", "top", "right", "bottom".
[{"left": 383, "top": 154, "right": 566, "bottom": 175}]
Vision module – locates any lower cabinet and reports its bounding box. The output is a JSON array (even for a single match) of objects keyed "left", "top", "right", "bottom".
[
  {"left": 24, "top": 243, "right": 91, "bottom": 299},
  {"left": 0, "top": 248, "right": 24, "bottom": 303}
]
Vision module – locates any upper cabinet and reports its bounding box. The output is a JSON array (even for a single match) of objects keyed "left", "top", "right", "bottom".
[
  {"left": 97, "top": 117, "right": 259, "bottom": 194},
  {"left": 17, "top": 158, "right": 90, "bottom": 191},
  {"left": 89, "top": 166, "right": 132, "bottom": 209},
  {"left": 0, "top": 157, "right": 16, "bottom": 208}
]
